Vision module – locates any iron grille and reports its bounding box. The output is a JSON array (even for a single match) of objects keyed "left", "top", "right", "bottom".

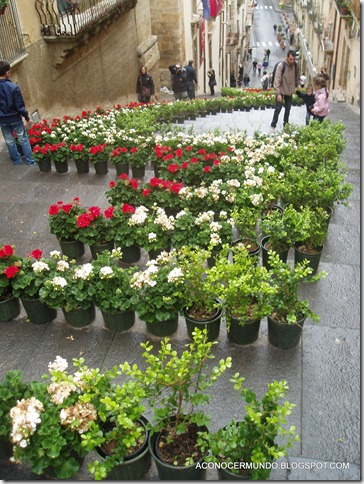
[
  {"left": 35, "top": 0, "right": 137, "bottom": 38},
  {"left": 0, "top": 1, "right": 26, "bottom": 64}
]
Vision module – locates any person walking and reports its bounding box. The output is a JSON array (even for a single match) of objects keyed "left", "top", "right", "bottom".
[
  {"left": 184, "top": 60, "right": 198, "bottom": 100},
  {"left": 257, "top": 61, "right": 263, "bottom": 76},
  {"left": 311, "top": 76, "right": 330, "bottom": 122},
  {"left": 0, "top": 61, "right": 35, "bottom": 166},
  {"left": 252, "top": 59, "right": 257, "bottom": 74},
  {"left": 296, "top": 84, "right": 315, "bottom": 125},
  {"left": 230, "top": 73, "right": 237, "bottom": 88},
  {"left": 207, "top": 69, "right": 217, "bottom": 95},
  {"left": 273, "top": 24, "right": 277, "bottom": 34},
  {"left": 136, "top": 65, "right": 155, "bottom": 104},
  {"left": 300, "top": 72, "right": 307, "bottom": 88},
  {"left": 270, "top": 49, "right": 300, "bottom": 130},
  {"left": 266, "top": 48, "right": 271, "bottom": 60},
  {"left": 169, "top": 63, "right": 188, "bottom": 100},
  {"left": 243, "top": 73, "right": 250, "bottom": 87},
  {"left": 261, "top": 71, "right": 269, "bottom": 91}
]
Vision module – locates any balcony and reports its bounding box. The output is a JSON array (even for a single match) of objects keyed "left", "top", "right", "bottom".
[
  {"left": 322, "top": 38, "right": 334, "bottom": 53},
  {"left": 35, "top": 0, "right": 137, "bottom": 39}
]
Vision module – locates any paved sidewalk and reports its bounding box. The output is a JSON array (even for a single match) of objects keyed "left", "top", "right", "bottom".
[{"left": 0, "top": 101, "right": 360, "bottom": 480}]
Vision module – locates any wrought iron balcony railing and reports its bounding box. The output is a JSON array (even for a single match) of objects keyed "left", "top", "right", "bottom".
[
  {"left": 35, "top": 0, "right": 137, "bottom": 38},
  {"left": 0, "top": 0, "right": 26, "bottom": 64}
]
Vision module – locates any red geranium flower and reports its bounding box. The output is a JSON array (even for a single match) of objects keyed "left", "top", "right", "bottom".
[
  {"left": 142, "top": 189, "right": 151, "bottom": 197},
  {"left": 122, "top": 204, "right": 136, "bottom": 214},
  {"left": 190, "top": 157, "right": 198, "bottom": 164},
  {"left": 168, "top": 164, "right": 179, "bottom": 173},
  {"left": 174, "top": 148, "right": 183, "bottom": 157},
  {"left": 109, "top": 181, "right": 116, "bottom": 188},
  {"left": 77, "top": 213, "right": 92, "bottom": 228},
  {"left": 88, "top": 206, "right": 101, "bottom": 218},
  {"left": 0, "top": 245, "right": 14, "bottom": 258},
  {"left": 4, "top": 266, "right": 20, "bottom": 279},
  {"left": 62, "top": 204, "right": 73, "bottom": 213},
  {"left": 119, "top": 173, "right": 128, "bottom": 180},
  {"left": 29, "top": 249, "right": 43, "bottom": 259},
  {"left": 203, "top": 166, "right": 211, "bottom": 173},
  {"left": 197, "top": 149, "right": 206, "bottom": 155},
  {"left": 104, "top": 207, "right": 115, "bottom": 219},
  {"left": 213, "top": 159, "right": 221, "bottom": 165},
  {"left": 181, "top": 162, "right": 189, "bottom": 169},
  {"left": 48, "top": 205, "right": 60, "bottom": 215},
  {"left": 185, "top": 146, "right": 193, "bottom": 151}
]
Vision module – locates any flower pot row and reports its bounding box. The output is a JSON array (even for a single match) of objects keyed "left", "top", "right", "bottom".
[{"left": 37, "top": 157, "right": 148, "bottom": 178}]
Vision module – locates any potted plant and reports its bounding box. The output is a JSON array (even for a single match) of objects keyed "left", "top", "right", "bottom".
[
  {"left": 259, "top": 208, "right": 293, "bottom": 269},
  {"left": 91, "top": 248, "right": 139, "bottom": 331},
  {"left": 206, "top": 376, "right": 299, "bottom": 479},
  {"left": 110, "top": 146, "right": 130, "bottom": 176},
  {"left": 38, "top": 256, "right": 97, "bottom": 328},
  {"left": 176, "top": 246, "right": 223, "bottom": 341},
  {"left": 48, "top": 198, "right": 85, "bottom": 258},
  {"left": 11, "top": 249, "right": 58, "bottom": 324},
  {"left": 130, "top": 250, "right": 185, "bottom": 336},
  {"left": 109, "top": 203, "right": 146, "bottom": 263},
  {"left": 137, "top": 205, "right": 175, "bottom": 258},
  {"left": 232, "top": 205, "right": 261, "bottom": 257},
  {"left": 69, "top": 143, "right": 89, "bottom": 174},
  {"left": 32, "top": 144, "right": 52, "bottom": 172},
  {"left": 49, "top": 142, "right": 69, "bottom": 174},
  {"left": 210, "top": 245, "right": 276, "bottom": 345},
  {"left": 264, "top": 251, "right": 326, "bottom": 349},
  {"left": 0, "top": 370, "right": 29, "bottom": 459},
  {"left": 141, "top": 177, "right": 184, "bottom": 215},
  {"left": 9, "top": 356, "right": 91, "bottom": 479},
  {"left": 106, "top": 173, "right": 142, "bottom": 207},
  {"left": 0, "top": 244, "right": 22, "bottom": 322},
  {"left": 128, "top": 145, "right": 148, "bottom": 178},
  {"left": 283, "top": 204, "right": 329, "bottom": 274},
  {"left": 89, "top": 144, "right": 109, "bottom": 175},
  {"left": 134, "top": 329, "right": 231, "bottom": 479},
  {"left": 74, "top": 205, "right": 115, "bottom": 258},
  {"left": 48, "top": 357, "right": 151, "bottom": 481}
]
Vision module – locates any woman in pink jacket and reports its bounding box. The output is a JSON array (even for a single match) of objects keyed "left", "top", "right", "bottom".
[{"left": 311, "top": 76, "right": 330, "bottom": 122}]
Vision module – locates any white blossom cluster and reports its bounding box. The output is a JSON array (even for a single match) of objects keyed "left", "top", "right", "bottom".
[
  {"left": 32, "top": 261, "right": 49, "bottom": 273},
  {"left": 48, "top": 355, "right": 68, "bottom": 372},
  {"left": 10, "top": 397, "right": 44, "bottom": 448},
  {"left": 47, "top": 381, "right": 77, "bottom": 405},
  {"left": 154, "top": 208, "right": 175, "bottom": 231},
  {"left": 73, "top": 263, "right": 93, "bottom": 280},
  {"left": 130, "top": 263, "right": 159, "bottom": 289},
  {"left": 60, "top": 402, "right": 97, "bottom": 434},
  {"left": 99, "top": 266, "right": 114, "bottom": 278},
  {"left": 51, "top": 276, "right": 67, "bottom": 289},
  {"left": 56, "top": 260, "right": 70, "bottom": 272},
  {"left": 130, "top": 206, "right": 149, "bottom": 225}
]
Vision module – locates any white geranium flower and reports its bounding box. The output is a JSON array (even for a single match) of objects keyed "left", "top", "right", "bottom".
[
  {"left": 48, "top": 355, "right": 68, "bottom": 372},
  {"left": 52, "top": 276, "right": 67, "bottom": 288},
  {"left": 32, "top": 261, "right": 49, "bottom": 273}
]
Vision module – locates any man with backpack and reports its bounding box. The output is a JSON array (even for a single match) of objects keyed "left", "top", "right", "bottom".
[
  {"left": 270, "top": 50, "right": 300, "bottom": 130},
  {"left": 261, "top": 71, "right": 269, "bottom": 90}
]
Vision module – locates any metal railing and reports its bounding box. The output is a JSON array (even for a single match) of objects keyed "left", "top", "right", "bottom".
[
  {"left": 35, "top": 0, "right": 137, "bottom": 38},
  {"left": 0, "top": 0, "right": 26, "bottom": 63}
]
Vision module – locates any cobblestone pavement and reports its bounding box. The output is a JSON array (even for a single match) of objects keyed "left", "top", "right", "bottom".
[{"left": 0, "top": 101, "right": 360, "bottom": 480}]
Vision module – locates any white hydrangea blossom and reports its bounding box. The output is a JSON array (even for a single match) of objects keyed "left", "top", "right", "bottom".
[
  {"left": 10, "top": 397, "right": 44, "bottom": 448},
  {"left": 48, "top": 356, "right": 68, "bottom": 372}
]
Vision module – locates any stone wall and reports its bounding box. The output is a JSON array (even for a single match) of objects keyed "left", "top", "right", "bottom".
[
  {"left": 11, "top": 0, "right": 159, "bottom": 119},
  {"left": 150, "top": 0, "right": 186, "bottom": 89}
]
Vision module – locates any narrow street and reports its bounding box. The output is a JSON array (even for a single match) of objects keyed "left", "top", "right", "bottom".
[{"left": 247, "top": 0, "right": 292, "bottom": 88}]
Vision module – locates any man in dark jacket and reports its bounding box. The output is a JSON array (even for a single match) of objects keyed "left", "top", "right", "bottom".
[
  {"left": 0, "top": 61, "right": 35, "bottom": 165},
  {"left": 184, "top": 60, "right": 197, "bottom": 99},
  {"left": 169, "top": 64, "right": 188, "bottom": 100}
]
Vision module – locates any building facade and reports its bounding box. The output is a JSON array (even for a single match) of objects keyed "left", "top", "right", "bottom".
[{"left": 293, "top": 0, "right": 360, "bottom": 108}]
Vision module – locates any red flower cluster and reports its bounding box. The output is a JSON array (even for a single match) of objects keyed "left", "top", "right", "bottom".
[
  {"left": 28, "top": 249, "right": 43, "bottom": 259},
  {"left": 0, "top": 245, "right": 14, "bottom": 258},
  {"left": 69, "top": 144, "right": 84, "bottom": 153},
  {"left": 147, "top": 178, "right": 183, "bottom": 194},
  {"left": 118, "top": 174, "right": 139, "bottom": 189},
  {"left": 48, "top": 198, "right": 80, "bottom": 216},
  {"left": 49, "top": 142, "right": 66, "bottom": 152},
  {"left": 4, "top": 266, "right": 19, "bottom": 279},
  {"left": 121, "top": 203, "right": 136, "bottom": 214},
  {"left": 89, "top": 144, "right": 107, "bottom": 155},
  {"left": 110, "top": 147, "right": 128, "bottom": 158}
]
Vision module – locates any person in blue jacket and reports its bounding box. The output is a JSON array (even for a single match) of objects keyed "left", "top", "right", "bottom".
[
  {"left": 296, "top": 84, "right": 315, "bottom": 125},
  {"left": 0, "top": 61, "right": 35, "bottom": 165}
]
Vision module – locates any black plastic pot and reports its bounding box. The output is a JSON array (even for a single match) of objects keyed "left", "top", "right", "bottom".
[
  {"left": 101, "top": 309, "right": 135, "bottom": 332},
  {"left": 294, "top": 243, "right": 323, "bottom": 275},
  {"left": 146, "top": 315, "right": 178, "bottom": 337},
  {"left": 21, "top": 297, "right": 57, "bottom": 325},
  {"left": 261, "top": 236, "right": 290, "bottom": 270},
  {"left": 184, "top": 306, "right": 222, "bottom": 342},
  {"left": 149, "top": 423, "right": 207, "bottom": 480},
  {"left": 37, "top": 157, "right": 52, "bottom": 172},
  {"left": 90, "top": 240, "right": 114, "bottom": 260},
  {"left": 54, "top": 159, "right": 69, "bottom": 174},
  {"left": 96, "top": 416, "right": 151, "bottom": 480},
  {"left": 120, "top": 244, "right": 141, "bottom": 264},
  {"left": 114, "top": 162, "right": 129, "bottom": 176},
  {"left": 74, "top": 158, "right": 89, "bottom": 174},
  {"left": 131, "top": 165, "right": 146, "bottom": 178},
  {"left": 62, "top": 304, "right": 95, "bottom": 328},
  {"left": 227, "top": 316, "right": 261, "bottom": 345},
  {"left": 267, "top": 314, "right": 305, "bottom": 349},
  {"left": 0, "top": 296, "right": 21, "bottom": 322},
  {"left": 93, "top": 159, "right": 108, "bottom": 175},
  {"left": 58, "top": 238, "right": 85, "bottom": 258}
]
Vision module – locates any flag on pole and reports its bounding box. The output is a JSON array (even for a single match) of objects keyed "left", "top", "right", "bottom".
[{"left": 201, "top": 0, "right": 210, "bottom": 20}]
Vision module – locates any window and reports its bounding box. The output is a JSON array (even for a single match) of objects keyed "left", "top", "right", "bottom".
[{"left": 0, "top": 0, "right": 26, "bottom": 64}]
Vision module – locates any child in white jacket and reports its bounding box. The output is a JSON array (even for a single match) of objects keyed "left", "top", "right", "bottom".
[{"left": 311, "top": 76, "right": 330, "bottom": 122}]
